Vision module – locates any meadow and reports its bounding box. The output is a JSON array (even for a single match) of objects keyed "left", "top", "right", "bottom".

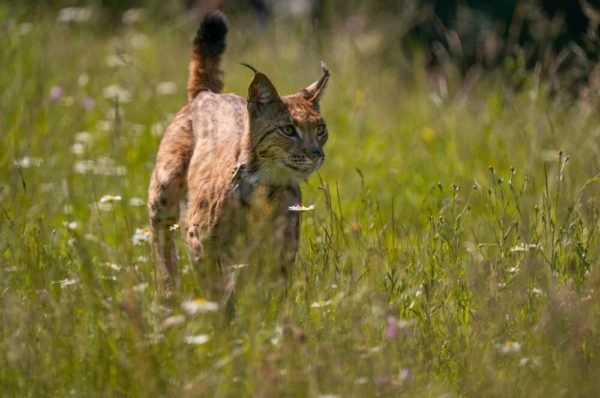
[{"left": 2, "top": 4, "right": 600, "bottom": 397}]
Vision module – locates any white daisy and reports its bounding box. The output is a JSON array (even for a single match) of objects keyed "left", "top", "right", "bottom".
[
  {"left": 181, "top": 298, "right": 219, "bottom": 315},
  {"left": 289, "top": 204, "right": 315, "bottom": 212},
  {"left": 184, "top": 334, "right": 210, "bottom": 345}
]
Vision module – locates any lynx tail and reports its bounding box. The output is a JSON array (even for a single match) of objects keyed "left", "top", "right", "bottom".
[{"left": 187, "top": 10, "right": 228, "bottom": 100}]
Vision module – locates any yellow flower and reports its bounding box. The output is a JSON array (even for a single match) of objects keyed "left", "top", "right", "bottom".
[{"left": 420, "top": 127, "right": 436, "bottom": 142}]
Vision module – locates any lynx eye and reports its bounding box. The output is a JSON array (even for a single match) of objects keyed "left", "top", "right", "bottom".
[
  {"left": 315, "top": 125, "right": 327, "bottom": 138},
  {"left": 279, "top": 125, "right": 297, "bottom": 138}
]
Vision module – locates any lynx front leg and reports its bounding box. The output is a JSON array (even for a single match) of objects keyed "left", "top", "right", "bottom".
[
  {"left": 186, "top": 218, "right": 228, "bottom": 306},
  {"left": 273, "top": 185, "right": 302, "bottom": 280},
  {"left": 185, "top": 184, "right": 236, "bottom": 308}
]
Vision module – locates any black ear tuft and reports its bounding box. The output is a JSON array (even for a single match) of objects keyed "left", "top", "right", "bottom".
[
  {"left": 297, "top": 62, "right": 331, "bottom": 108},
  {"left": 240, "top": 62, "right": 258, "bottom": 73}
]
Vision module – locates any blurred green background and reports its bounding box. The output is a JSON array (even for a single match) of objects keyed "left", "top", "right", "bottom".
[{"left": 1, "top": 1, "right": 600, "bottom": 397}]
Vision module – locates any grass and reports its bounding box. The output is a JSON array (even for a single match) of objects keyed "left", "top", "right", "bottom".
[{"left": 2, "top": 4, "right": 600, "bottom": 397}]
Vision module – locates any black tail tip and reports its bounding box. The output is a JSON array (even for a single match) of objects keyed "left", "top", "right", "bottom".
[{"left": 194, "top": 10, "right": 228, "bottom": 56}]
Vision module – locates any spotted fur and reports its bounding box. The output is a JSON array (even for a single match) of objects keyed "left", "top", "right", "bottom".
[{"left": 148, "top": 11, "right": 330, "bottom": 297}]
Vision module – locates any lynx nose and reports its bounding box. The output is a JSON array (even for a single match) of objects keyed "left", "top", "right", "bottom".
[{"left": 307, "top": 147, "right": 324, "bottom": 162}]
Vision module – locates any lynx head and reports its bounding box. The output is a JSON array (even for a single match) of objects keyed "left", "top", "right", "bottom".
[{"left": 245, "top": 63, "right": 330, "bottom": 186}]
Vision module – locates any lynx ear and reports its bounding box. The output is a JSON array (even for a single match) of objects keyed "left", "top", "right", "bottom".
[
  {"left": 247, "top": 71, "right": 282, "bottom": 113},
  {"left": 299, "top": 61, "right": 330, "bottom": 108}
]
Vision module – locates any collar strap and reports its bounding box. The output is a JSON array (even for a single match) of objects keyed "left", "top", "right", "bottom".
[
  {"left": 231, "top": 164, "right": 284, "bottom": 204},
  {"left": 232, "top": 164, "right": 256, "bottom": 204}
]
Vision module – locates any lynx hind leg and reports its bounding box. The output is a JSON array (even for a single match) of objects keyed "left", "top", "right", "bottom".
[
  {"left": 184, "top": 193, "right": 208, "bottom": 265},
  {"left": 148, "top": 112, "right": 194, "bottom": 296},
  {"left": 149, "top": 171, "right": 182, "bottom": 296}
]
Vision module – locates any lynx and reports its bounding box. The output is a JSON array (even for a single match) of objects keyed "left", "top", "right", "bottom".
[{"left": 148, "top": 11, "right": 330, "bottom": 297}]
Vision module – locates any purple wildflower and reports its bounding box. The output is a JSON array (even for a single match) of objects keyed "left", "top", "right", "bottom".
[
  {"left": 399, "top": 368, "right": 409, "bottom": 380},
  {"left": 81, "top": 96, "right": 95, "bottom": 110},
  {"left": 375, "top": 376, "right": 391, "bottom": 388},
  {"left": 385, "top": 316, "right": 399, "bottom": 338},
  {"left": 50, "top": 86, "right": 63, "bottom": 100}
]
